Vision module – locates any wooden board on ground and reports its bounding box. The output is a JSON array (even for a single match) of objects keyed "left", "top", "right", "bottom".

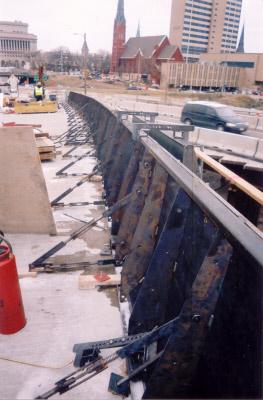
[
  {"left": 40, "top": 152, "right": 56, "bottom": 161},
  {"left": 36, "top": 137, "right": 55, "bottom": 153},
  {"left": 35, "top": 132, "right": 50, "bottom": 138},
  {"left": 3, "top": 123, "right": 42, "bottom": 128},
  {"left": 36, "top": 137, "right": 56, "bottom": 161},
  {"left": 19, "top": 272, "right": 38, "bottom": 279},
  {"left": 0, "top": 127, "right": 57, "bottom": 234},
  {"left": 79, "top": 274, "right": 121, "bottom": 290}
]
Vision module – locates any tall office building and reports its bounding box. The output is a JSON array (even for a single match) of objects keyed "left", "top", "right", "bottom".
[{"left": 169, "top": 0, "right": 243, "bottom": 62}]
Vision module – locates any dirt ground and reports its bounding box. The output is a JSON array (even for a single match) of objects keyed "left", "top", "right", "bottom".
[{"left": 45, "top": 74, "right": 263, "bottom": 110}]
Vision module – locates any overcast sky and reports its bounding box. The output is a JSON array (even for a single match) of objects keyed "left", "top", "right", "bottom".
[{"left": 0, "top": 0, "right": 262, "bottom": 53}]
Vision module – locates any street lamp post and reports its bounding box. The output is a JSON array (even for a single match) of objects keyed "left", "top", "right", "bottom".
[{"left": 60, "top": 49, "right": 64, "bottom": 74}]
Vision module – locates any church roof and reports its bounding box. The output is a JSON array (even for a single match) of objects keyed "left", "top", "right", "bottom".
[
  {"left": 158, "top": 44, "right": 180, "bottom": 59},
  {"left": 120, "top": 35, "right": 167, "bottom": 58}
]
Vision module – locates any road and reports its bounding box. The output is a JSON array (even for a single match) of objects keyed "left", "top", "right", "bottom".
[{"left": 88, "top": 92, "right": 263, "bottom": 140}]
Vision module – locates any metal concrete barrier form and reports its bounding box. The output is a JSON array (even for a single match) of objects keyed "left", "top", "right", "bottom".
[{"left": 68, "top": 92, "right": 263, "bottom": 400}]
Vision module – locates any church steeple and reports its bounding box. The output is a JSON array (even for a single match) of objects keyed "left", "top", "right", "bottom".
[
  {"left": 116, "top": 0, "right": 125, "bottom": 24},
  {"left": 136, "top": 21, "right": 141, "bottom": 37},
  {"left": 237, "top": 25, "right": 245, "bottom": 53},
  {"left": 81, "top": 33, "right": 89, "bottom": 67},
  {"left": 110, "top": 0, "right": 126, "bottom": 74}
]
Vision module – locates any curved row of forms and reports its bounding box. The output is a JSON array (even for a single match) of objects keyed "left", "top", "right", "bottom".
[{"left": 69, "top": 92, "right": 263, "bottom": 399}]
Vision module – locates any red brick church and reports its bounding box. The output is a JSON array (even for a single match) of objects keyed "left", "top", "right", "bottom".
[{"left": 110, "top": 0, "right": 184, "bottom": 83}]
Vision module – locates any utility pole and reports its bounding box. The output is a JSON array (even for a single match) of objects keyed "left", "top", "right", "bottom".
[
  {"left": 60, "top": 49, "right": 64, "bottom": 74},
  {"left": 81, "top": 33, "right": 89, "bottom": 95},
  {"left": 75, "top": 32, "right": 89, "bottom": 95}
]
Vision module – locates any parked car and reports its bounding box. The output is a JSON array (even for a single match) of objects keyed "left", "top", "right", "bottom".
[
  {"left": 181, "top": 101, "right": 249, "bottom": 134},
  {"left": 127, "top": 84, "right": 143, "bottom": 90},
  {"left": 151, "top": 84, "right": 160, "bottom": 89}
]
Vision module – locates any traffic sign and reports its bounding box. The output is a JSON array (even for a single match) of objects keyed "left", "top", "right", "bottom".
[{"left": 34, "top": 74, "right": 48, "bottom": 82}]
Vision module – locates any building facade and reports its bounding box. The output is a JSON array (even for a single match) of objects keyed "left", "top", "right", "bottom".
[
  {"left": 161, "top": 62, "right": 240, "bottom": 89},
  {"left": 169, "top": 0, "right": 243, "bottom": 62},
  {"left": 0, "top": 21, "right": 37, "bottom": 68},
  {"left": 200, "top": 52, "right": 263, "bottom": 87},
  {"left": 110, "top": 0, "right": 184, "bottom": 82},
  {"left": 110, "top": 0, "right": 126, "bottom": 74},
  {"left": 119, "top": 35, "right": 184, "bottom": 83}
]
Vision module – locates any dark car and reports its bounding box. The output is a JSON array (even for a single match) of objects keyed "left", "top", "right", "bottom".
[{"left": 181, "top": 101, "right": 249, "bottom": 133}]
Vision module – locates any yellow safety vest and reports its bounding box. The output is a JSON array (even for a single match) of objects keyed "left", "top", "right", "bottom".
[{"left": 35, "top": 87, "right": 43, "bottom": 96}]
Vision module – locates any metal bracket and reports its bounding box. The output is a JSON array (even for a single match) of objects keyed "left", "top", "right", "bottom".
[
  {"left": 132, "top": 122, "right": 194, "bottom": 142},
  {"left": 116, "top": 111, "right": 158, "bottom": 123},
  {"left": 30, "top": 191, "right": 137, "bottom": 271}
]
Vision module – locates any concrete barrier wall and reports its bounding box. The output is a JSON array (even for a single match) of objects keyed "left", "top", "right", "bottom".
[
  {"left": 190, "top": 127, "right": 263, "bottom": 161},
  {"left": 0, "top": 127, "right": 56, "bottom": 234}
]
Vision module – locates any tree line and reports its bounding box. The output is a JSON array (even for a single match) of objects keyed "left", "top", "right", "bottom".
[{"left": 31, "top": 47, "right": 111, "bottom": 74}]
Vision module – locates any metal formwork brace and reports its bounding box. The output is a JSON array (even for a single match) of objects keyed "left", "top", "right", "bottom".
[
  {"left": 35, "top": 234, "right": 232, "bottom": 399},
  {"left": 56, "top": 150, "right": 95, "bottom": 176},
  {"left": 133, "top": 122, "right": 194, "bottom": 140},
  {"left": 101, "top": 126, "right": 134, "bottom": 203},
  {"left": 116, "top": 111, "right": 159, "bottom": 123},
  {"left": 53, "top": 102, "right": 90, "bottom": 142},
  {"left": 95, "top": 113, "right": 112, "bottom": 156},
  {"left": 33, "top": 259, "right": 116, "bottom": 273},
  {"left": 61, "top": 123, "right": 95, "bottom": 158},
  {"left": 141, "top": 135, "right": 263, "bottom": 266},
  {"left": 52, "top": 200, "right": 105, "bottom": 210},
  {"left": 128, "top": 188, "right": 193, "bottom": 333},
  {"left": 50, "top": 164, "right": 100, "bottom": 207},
  {"left": 143, "top": 237, "right": 233, "bottom": 399},
  {"left": 120, "top": 162, "right": 168, "bottom": 300},
  {"left": 111, "top": 141, "right": 144, "bottom": 235},
  {"left": 115, "top": 151, "right": 155, "bottom": 263},
  {"left": 29, "top": 191, "right": 137, "bottom": 271},
  {"left": 97, "top": 117, "right": 119, "bottom": 163},
  {"left": 51, "top": 157, "right": 115, "bottom": 207}
]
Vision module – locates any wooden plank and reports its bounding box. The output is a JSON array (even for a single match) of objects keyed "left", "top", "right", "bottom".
[
  {"left": 79, "top": 274, "right": 121, "bottom": 290},
  {"left": 38, "top": 147, "right": 55, "bottom": 154},
  {"left": 19, "top": 272, "right": 38, "bottom": 279},
  {"left": 195, "top": 148, "right": 263, "bottom": 206},
  {"left": 35, "top": 132, "right": 50, "bottom": 138},
  {"left": 36, "top": 137, "right": 54, "bottom": 147},
  {"left": 3, "top": 123, "right": 42, "bottom": 128},
  {"left": 40, "top": 153, "right": 56, "bottom": 161},
  {"left": 36, "top": 137, "right": 55, "bottom": 154},
  {"left": 14, "top": 101, "right": 58, "bottom": 114}
]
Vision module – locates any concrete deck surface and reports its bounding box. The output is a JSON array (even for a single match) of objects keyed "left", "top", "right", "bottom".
[{"left": 0, "top": 102, "right": 125, "bottom": 400}]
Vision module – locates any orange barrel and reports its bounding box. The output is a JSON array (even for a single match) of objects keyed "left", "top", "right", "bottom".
[{"left": 0, "top": 244, "right": 26, "bottom": 334}]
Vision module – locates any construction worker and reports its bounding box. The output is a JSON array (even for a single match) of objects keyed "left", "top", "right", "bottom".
[{"left": 34, "top": 82, "right": 45, "bottom": 101}]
